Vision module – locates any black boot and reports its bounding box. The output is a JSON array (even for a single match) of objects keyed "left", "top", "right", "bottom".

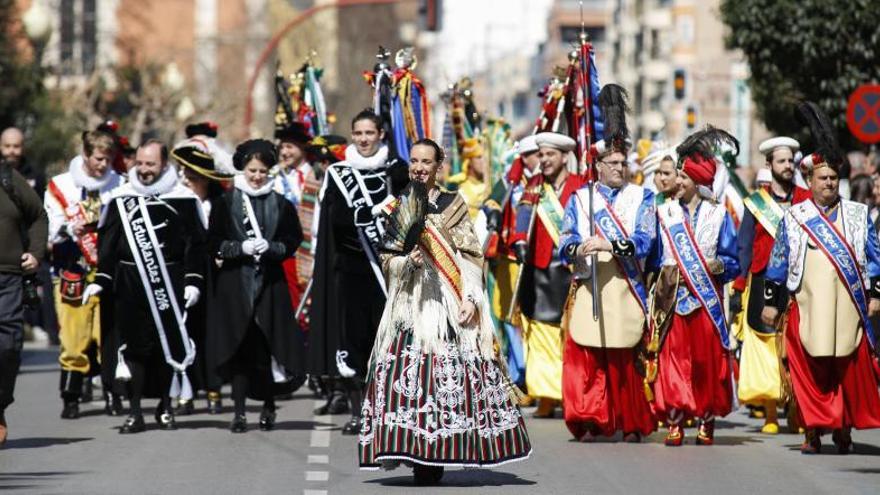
[
  {"left": 207, "top": 391, "right": 222, "bottom": 414},
  {"left": 104, "top": 392, "right": 124, "bottom": 416},
  {"left": 413, "top": 464, "right": 444, "bottom": 486},
  {"left": 259, "top": 403, "right": 277, "bottom": 431},
  {"left": 341, "top": 416, "right": 362, "bottom": 435},
  {"left": 120, "top": 414, "right": 146, "bottom": 434},
  {"left": 230, "top": 414, "right": 247, "bottom": 433},
  {"left": 61, "top": 400, "right": 79, "bottom": 419},
  {"left": 175, "top": 398, "right": 194, "bottom": 416},
  {"left": 80, "top": 377, "right": 94, "bottom": 403},
  {"left": 60, "top": 370, "right": 83, "bottom": 419},
  {"left": 154, "top": 401, "right": 177, "bottom": 430}
]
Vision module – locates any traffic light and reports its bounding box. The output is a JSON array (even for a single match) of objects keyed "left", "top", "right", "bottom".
[
  {"left": 686, "top": 105, "right": 697, "bottom": 129},
  {"left": 674, "top": 69, "right": 686, "bottom": 100},
  {"left": 420, "top": 0, "right": 442, "bottom": 31}
]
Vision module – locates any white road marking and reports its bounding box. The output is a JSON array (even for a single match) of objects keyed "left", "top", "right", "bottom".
[
  {"left": 305, "top": 471, "right": 330, "bottom": 482},
  {"left": 310, "top": 429, "right": 330, "bottom": 447},
  {"left": 303, "top": 490, "right": 328, "bottom": 495},
  {"left": 308, "top": 454, "right": 330, "bottom": 464}
]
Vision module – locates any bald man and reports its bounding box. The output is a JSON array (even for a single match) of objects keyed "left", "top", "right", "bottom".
[{"left": 1, "top": 128, "right": 45, "bottom": 198}]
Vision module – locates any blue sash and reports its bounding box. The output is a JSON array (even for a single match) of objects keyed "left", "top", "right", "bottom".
[
  {"left": 590, "top": 194, "right": 649, "bottom": 315},
  {"left": 792, "top": 202, "right": 876, "bottom": 349},
  {"left": 658, "top": 205, "right": 730, "bottom": 348}
]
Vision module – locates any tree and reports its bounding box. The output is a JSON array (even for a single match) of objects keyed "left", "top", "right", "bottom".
[
  {"left": 0, "top": 0, "right": 77, "bottom": 172},
  {"left": 720, "top": 0, "right": 880, "bottom": 150}
]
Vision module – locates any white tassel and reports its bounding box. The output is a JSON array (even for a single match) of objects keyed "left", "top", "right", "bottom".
[
  {"left": 271, "top": 356, "right": 290, "bottom": 383},
  {"left": 115, "top": 344, "right": 131, "bottom": 382},
  {"left": 179, "top": 372, "right": 193, "bottom": 401},
  {"left": 169, "top": 371, "right": 181, "bottom": 399},
  {"left": 335, "top": 350, "right": 357, "bottom": 378}
]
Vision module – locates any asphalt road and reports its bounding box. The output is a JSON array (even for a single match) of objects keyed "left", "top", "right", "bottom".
[{"left": 2, "top": 346, "right": 879, "bottom": 494}]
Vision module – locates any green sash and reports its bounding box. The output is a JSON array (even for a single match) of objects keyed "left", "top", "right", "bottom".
[
  {"left": 536, "top": 182, "right": 565, "bottom": 246},
  {"left": 743, "top": 189, "right": 784, "bottom": 238}
]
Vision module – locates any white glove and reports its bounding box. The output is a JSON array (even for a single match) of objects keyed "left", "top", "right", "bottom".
[
  {"left": 184, "top": 285, "right": 200, "bottom": 308},
  {"left": 253, "top": 238, "right": 269, "bottom": 254},
  {"left": 82, "top": 284, "right": 103, "bottom": 304},
  {"left": 242, "top": 239, "right": 257, "bottom": 256}
]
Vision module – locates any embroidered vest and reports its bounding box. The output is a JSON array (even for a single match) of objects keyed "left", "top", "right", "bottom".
[{"left": 784, "top": 200, "right": 869, "bottom": 292}]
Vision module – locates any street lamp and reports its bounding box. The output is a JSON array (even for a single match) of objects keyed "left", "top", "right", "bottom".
[
  {"left": 22, "top": 2, "right": 52, "bottom": 61},
  {"left": 162, "top": 63, "right": 186, "bottom": 94}
]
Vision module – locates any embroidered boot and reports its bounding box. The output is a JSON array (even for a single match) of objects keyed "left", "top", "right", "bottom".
[
  {"left": 665, "top": 424, "right": 684, "bottom": 446},
  {"left": 696, "top": 418, "right": 715, "bottom": 445}
]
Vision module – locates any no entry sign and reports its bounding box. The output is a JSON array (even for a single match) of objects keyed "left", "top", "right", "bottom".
[{"left": 847, "top": 84, "right": 880, "bottom": 143}]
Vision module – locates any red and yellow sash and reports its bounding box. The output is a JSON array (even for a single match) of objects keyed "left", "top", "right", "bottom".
[
  {"left": 419, "top": 222, "right": 464, "bottom": 306},
  {"left": 48, "top": 180, "right": 99, "bottom": 266}
]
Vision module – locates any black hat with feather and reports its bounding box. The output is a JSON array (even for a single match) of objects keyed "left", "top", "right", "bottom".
[
  {"left": 795, "top": 101, "right": 846, "bottom": 174},
  {"left": 592, "top": 83, "right": 631, "bottom": 157}
]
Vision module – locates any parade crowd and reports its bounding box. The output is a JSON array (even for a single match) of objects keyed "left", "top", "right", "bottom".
[{"left": 2, "top": 52, "right": 880, "bottom": 488}]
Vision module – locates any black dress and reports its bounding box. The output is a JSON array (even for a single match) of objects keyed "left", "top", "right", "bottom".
[{"left": 206, "top": 188, "right": 306, "bottom": 400}]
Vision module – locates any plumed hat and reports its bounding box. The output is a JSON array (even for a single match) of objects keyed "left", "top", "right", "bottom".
[
  {"left": 676, "top": 125, "right": 739, "bottom": 189},
  {"left": 274, "top": 122, "right": 312, "bottom": 144},
  {"left": 185, "top": 121, "right": 219, "bottom": 139},
  {"left": 592, "top": 83, "right": 631, "bottom": 156},
  {"left": 172, "top": 139, "right": 233, "bottom": 181},
  {"left": 795, "top": 101, "right": 845, "bottom": 173},
  {"left": 307, "top": 134, "right": 347, "bottom": 163}
]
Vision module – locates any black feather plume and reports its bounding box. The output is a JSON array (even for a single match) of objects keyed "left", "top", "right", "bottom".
[
  {"left": 675, "top": 125, "right": 739, "bottom": 167},
  {"left": 598, "top": 84, "right": 630, "bottom": 150},
  {"left": 381, "top": 181, "right": 428, "bottom": 254},
  {"left": 795, "top": 101, "right": 844, "bottom": 167}
]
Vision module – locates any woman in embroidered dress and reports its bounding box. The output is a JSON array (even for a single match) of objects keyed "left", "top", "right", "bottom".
[
  {"left": 206, "top": 139, "right": 305, "bottom": 433},
  {"left": 358, "top": 139, "right": 532, "bottom": 485}
]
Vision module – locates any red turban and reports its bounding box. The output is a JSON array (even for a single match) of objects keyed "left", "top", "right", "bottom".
[{"left": 681, "top": 154, "right": 716, "bottom": 187}]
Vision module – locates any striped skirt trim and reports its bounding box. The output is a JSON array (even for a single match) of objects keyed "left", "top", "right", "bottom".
[{"left": 358, "top": 328, "right": 532, "bottom": 469}]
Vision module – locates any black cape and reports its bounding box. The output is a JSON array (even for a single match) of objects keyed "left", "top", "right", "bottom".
[
  {"left": 96, "top": 191, "right": 207, "bottom": 398},
  {"left": 307, "top": 161, "right": 408, "bottom": 378},
  {"left": 206, "top": 189, "right": 306, "bottom": 399}
]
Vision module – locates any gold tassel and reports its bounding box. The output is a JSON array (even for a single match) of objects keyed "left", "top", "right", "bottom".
[
  {"left": 644, "top": 359, "right": 657, "bottom": 383},
  {"left": 643, "top": 379, "right": 654, "bottom": 402}
]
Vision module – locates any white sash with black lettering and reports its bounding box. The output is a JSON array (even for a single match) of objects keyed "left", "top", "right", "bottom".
[
  {"left": 327, "top": 165, "right": 388, "bottom": 294},
  {"left": 117, "top": 196, "right": 195, "bottom": 399}
]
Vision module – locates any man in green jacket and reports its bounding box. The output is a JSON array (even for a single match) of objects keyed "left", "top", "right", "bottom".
[{"left": 0, "top": 155, "right": 48, "bottom": 446}]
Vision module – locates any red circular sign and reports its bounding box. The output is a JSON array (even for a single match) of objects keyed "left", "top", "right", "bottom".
[{"left": 847, "top": 84, "right": 880, "bottom": 144}]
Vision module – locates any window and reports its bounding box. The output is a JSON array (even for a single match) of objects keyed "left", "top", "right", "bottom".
[
  {"left": 513, "top": 92, "right": 528, "bottom": 119},
  {"left": 82, "top": 0, "right": 97, "bottom": 74},
  {"left": 60, "top": 0, "right": 74, "bottom": 74},
  {"left": 59, "top": 0, "right": 99, "bottom": 75}
]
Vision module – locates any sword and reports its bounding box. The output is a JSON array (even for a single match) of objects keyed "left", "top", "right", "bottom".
[
  {"left": 506, "top": 184, "right": 540, "bottom": 323},
  {"left": 295, "top": 278, "right": 313, "bottom": 320}
]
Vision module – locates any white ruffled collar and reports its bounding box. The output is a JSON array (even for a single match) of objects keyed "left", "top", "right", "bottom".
[
  {"left": 69, "top": 155, "right": 116, "bottom": 191},
  {"left": 129, "top": 164, "right": 179, "bottom": 196},
  {"left": 344, "top": 144, "right": 389, "bottom": 171},
  {"left": 234, "top": 174, "right": 274, "bottom": 197}
]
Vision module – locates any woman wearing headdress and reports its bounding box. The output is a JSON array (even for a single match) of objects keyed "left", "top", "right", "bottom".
[
  {"left": 359, "top": 139, "right": 531, "bottom": 485},
  {"left": 172, "top": 139, "right": 231, "bottom": 415},
  {"left": 206, "top": 139, "right": 306, "bottom": 433}
]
